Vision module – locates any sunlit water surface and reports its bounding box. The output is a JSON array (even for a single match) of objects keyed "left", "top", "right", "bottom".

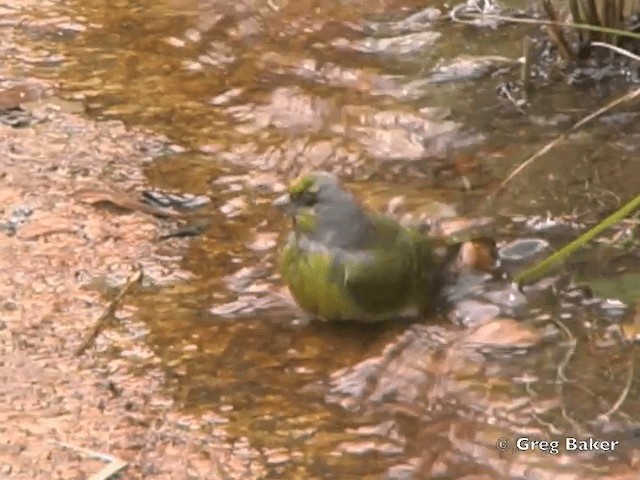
[{"left": 7, "top": 0, "right": 640, "bottom": 477}]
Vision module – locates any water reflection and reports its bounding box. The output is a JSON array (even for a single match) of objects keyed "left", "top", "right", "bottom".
[{"left": 8, "top": 0, "right": 640, "bottom": 477}]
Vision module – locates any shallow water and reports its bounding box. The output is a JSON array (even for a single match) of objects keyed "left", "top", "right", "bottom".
[{"left": 6, "top": 0, "right": 640, "bottom": 477}]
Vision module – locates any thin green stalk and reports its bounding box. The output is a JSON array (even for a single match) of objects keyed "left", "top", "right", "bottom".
[{"left": 516, "top": 194, "right": 640, "bottom": 285}]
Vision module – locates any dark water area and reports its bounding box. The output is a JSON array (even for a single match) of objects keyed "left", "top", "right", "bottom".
[{"left": 6, "top": 0, "right": 640, "bottom": 478}]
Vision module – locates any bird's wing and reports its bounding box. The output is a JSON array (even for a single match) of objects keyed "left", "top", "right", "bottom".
[{"left": 342, "top": 246, "right": 415, "bottom": 315}]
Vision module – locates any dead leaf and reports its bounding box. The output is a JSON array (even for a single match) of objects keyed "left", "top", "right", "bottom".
[
  {"left": 620, "top": 306, "right": 640, "bottom": 342},
  {"left": 74, "top": 188, "right": 185, "bottom": 218},
  {"left": 455, "top": 238, "right": 498, "bottom": 272}
]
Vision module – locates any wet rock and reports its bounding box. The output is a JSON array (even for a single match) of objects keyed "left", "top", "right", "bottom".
[
  {"left": 219, "top": 195, "right": 248, "bottom": 218},
  {"left": 430, "top": 216, "right": 495, "bottom": 240},
  {"left": 223, "top": 266, "right": 259, "bottom": 293},
  {"left": 455, "top": 318, "right": 542, "bottom": 351},
  {"left": 248, "top": 136, "right": 361, "bottom": 175},
  {"left": 443, "top": 266, "right": 530, "bottom": 326},
  {"left": 208, "top": 87, "right": 244, "bottom": 106},
  {"left": 520, "top": 274, "right": 569, "bottom": 305},
  {"left": 184, "top": 28, "right": 201, "bottom": 43},
  {"left": 529, "top": 113, "right": 572, "bottom": 127},
  {"left": 268, "top": 57, "right": 400, "bottom": 98},
  {"left": 483, "top": 285, "right": 527, "bottom": 310},
  {"left": 133, "top": 137, "right": 178, "bottom": 156},
  {"left": 264, "top": 448, "right": 290, "bottom": 465},
  {"left": 365, "top": 8, "right": 442, "bottom": 36},
  {"left": 499, "top": 238, "right": 550, "bottom": 263},
  {"left": 327, "top": 325, "right": 450, "bottom": 408},
  {"left": 0, "top": 83, "right": 52, "bottom": 109},
  {"left": 337, "top": 439, "right": 403, "bottom": 456},
  {"left": 164, "top": 36, "right": 186, "bottom": 48},
  {"left": 386, "top": 196, "right": 457, "bottom": 227},
  {"left": 449, "top": 0, "right": 515, "bottom": 28},
  {"left": 246, "top": 232, "right": 278, "bottom": 252},
  {"left": 524, "top": 215, "right": 584, "bottom": 235},
  {"left": 230, "top": 85, "right": 331, "bottom": 133},
  {"left": 449, "top": 299, "right": 501, "bottom": 327},
  {"left": 198, "top": 41, "right": 235, "bottom": 67},
  {"left": 424, "top": 55, "right": 516, "bottom": 84},
  {"left": 325, "top": 311, "right": 637, "bottom": 479},
  {"left": 211, "top": 266, "right": 289, "bottom": 317},
  {"left": 211, "top": 172, "right": 287, "bottom": 196},
  {"left": 599, "top": 298, "right": 628, "bottom": 319},
  {"left": 342, "top": 30, "right": 442, "bottom": 56},
  {"left": 339, "top": 107, "right": 468, "bottom": 162},
  {"left": 385, "top": 460, "right": 419, "bottom": 480}
]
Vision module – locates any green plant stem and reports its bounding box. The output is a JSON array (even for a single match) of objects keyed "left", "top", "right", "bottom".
[{"left": 516, "top": 194, "right": 640, "bottom": 285}]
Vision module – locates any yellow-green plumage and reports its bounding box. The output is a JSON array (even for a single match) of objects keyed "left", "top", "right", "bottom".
[
  {"left": 274, "top": 172, "right": 439, "bottom": 322},
  {"left": 281, "top": 244, "right": 363, "bottom": 320}
]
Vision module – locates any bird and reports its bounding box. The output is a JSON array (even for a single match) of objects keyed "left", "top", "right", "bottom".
[{"left": 273, "top": 171, "right": 441, "bottom": 322}]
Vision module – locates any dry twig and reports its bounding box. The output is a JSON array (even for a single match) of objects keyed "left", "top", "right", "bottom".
[
  {"left": 591, "top": 41, "right": 640, "bottom": 61},
  {"left": 521, "top": 36, "right": 534, "bottom": 93},
  {"left": 491, "top": 86, "right": 640, "bottom": 197},
  {"left": 524, "top": 380, "right": 564, "bottom": 434},
  {"left": 539, "top": 0, "right": 575, "bottom": 60},
  {"left": 50, "top": 440, "right": 128, "bottom": 480},
  {"left": 75, "top": 266, "right": 143, "bottom": 356},
  {"left": 549, "top": 317, "right": 585, "bottom": 433},
  {"left": 597, "top": 355, "right": 635, "bottom": 421},
  {"left": 551, "top": 317, "right": 577, "bottom": 383}
]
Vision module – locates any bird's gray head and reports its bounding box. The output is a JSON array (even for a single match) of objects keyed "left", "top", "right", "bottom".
[{"left": 273, "top": 171, "right": 370, "bottom": 247}]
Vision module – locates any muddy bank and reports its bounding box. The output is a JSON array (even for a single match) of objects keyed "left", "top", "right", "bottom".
[{"left": 0, "top": 97, "right": 261, "bottom": 479}]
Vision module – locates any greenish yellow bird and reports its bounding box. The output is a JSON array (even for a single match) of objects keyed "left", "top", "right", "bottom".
[{"left": 273, "top": 171, "right": 440, "bottom": 322}]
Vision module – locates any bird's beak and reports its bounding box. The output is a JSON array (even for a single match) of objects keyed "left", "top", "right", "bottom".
[{"left": 272, "top": 193, "right": 292, "bottom": 213}]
